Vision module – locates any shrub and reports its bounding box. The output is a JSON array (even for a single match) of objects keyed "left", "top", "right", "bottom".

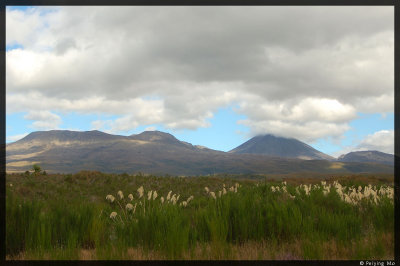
[{"left": 32, "top": 164, "right": 41, "bottom": 176}]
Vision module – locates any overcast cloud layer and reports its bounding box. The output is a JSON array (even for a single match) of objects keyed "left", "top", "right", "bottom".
[{"left": 6, "top": 6, "right": 394, "bottom": 147}]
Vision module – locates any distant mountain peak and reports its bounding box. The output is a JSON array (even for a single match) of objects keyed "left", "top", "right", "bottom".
[
  {"left": 230, "top": 133, "right": 333, "bottom": 160},
  {"left": 259, "top": 133, "right": 285, "bottom": 137},
  {"left": 141, "top": 130, "right": 172, "bottom": 136},
  {"left": 338, "top": 150, "right": 394, "bottom": 166},
  {"left": 136, "top": 130, "right": 172, "bottom": 136},
  {"left": 130, "top": 130, "right": 179, "bottom": 143}
]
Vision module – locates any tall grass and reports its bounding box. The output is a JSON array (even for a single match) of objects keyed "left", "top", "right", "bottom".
[
  {"left": 6, "top": 175, "right": 394, "bottom": 260},
  {"left": 6, "top": 188, "right": 105, "bottom": 259}
]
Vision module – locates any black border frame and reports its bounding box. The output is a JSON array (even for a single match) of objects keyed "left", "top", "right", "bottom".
[{"left": 1, "top": 1, "right": 398, "bottom": 265}]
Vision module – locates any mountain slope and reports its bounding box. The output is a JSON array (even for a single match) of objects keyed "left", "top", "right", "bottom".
[
  {"left": 229, "top": 134, "right": 334, "bottom": 160},
  {"left": 6, "top": 130, "right": 392, "bottom": 175},
  {"left": 337, "top": 150, "right": 394, "bottom": 166}
]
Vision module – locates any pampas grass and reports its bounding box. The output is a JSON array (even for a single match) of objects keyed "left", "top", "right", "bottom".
[{"left": 6, "top": 173, "right": 394, "bottom": 260}]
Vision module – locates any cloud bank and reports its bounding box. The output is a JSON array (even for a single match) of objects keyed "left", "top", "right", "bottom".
[{"left": 6, "top": 6, "right": 394, "bottom": 143}]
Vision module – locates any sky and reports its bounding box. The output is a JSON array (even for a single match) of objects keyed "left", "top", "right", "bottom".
[{"left": 6, "top": 6, "right": 394, "bottom": 157}]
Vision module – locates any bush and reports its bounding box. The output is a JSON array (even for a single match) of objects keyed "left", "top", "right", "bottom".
[{"left": 32, "top": 164, "right": 41, "bottom": 176}]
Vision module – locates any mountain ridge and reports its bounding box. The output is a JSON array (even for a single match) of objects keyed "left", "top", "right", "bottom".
[
  {"left": 17, "top": 130, "right": 124, "bottom": 143},
  {"left": 337, "top": 150, "right": 394, "bottom": 166},
  {"left": 6, "top": 130, "right": 393, "bottom": 175}
]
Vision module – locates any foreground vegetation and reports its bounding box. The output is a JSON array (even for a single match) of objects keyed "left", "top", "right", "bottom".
[{"left": 6, "top": 171, "right": 394, "bottom": 260}]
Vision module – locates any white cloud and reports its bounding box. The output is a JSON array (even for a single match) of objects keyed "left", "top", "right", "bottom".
[
  {"left": 332, "top": 130, "right": 394, "bottom": 157},
  {"left": 6, "top": 6, "right": 394, "bottom": 142},
  {"left": 354, "top": 93, "right": 394, "bottom": 114},
  {"left": 356, "top": 130, "right": 394, "bottom": 154},
  {"left": 144, "top": 126, "right": 157, "bottom": 131},
  {"left": 236, "top": 97, "right": 356, "bottom": 142},
  {"left": 91, "top": 120, "right": 112, "bottom": 130},
  {"left": 6, "top": 8, "right": 43, "bottom": 47},
  {"left": 24, "top": 110, "right": 62, "bottom": 130},
  {"left": 238, "top": 97, "right": 357, "bottom": 123},
  {"left": 107, "top": 115, "right": 140, "bottom": 133},
  {"left": 238, "top": 119, "right": 351, "bottom": 143}
]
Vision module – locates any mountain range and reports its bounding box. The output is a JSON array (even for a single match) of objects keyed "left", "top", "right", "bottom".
[
  {"left": 6, "top": 130, "right": 393, "bottom": 175},
  {"left": 337, "top": 150, "right": 394, "bottom": 166}
]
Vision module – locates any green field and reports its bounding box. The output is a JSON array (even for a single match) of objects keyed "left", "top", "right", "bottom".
[{"left": 6, "top": 171, "right": 394, "bottom": 260}]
